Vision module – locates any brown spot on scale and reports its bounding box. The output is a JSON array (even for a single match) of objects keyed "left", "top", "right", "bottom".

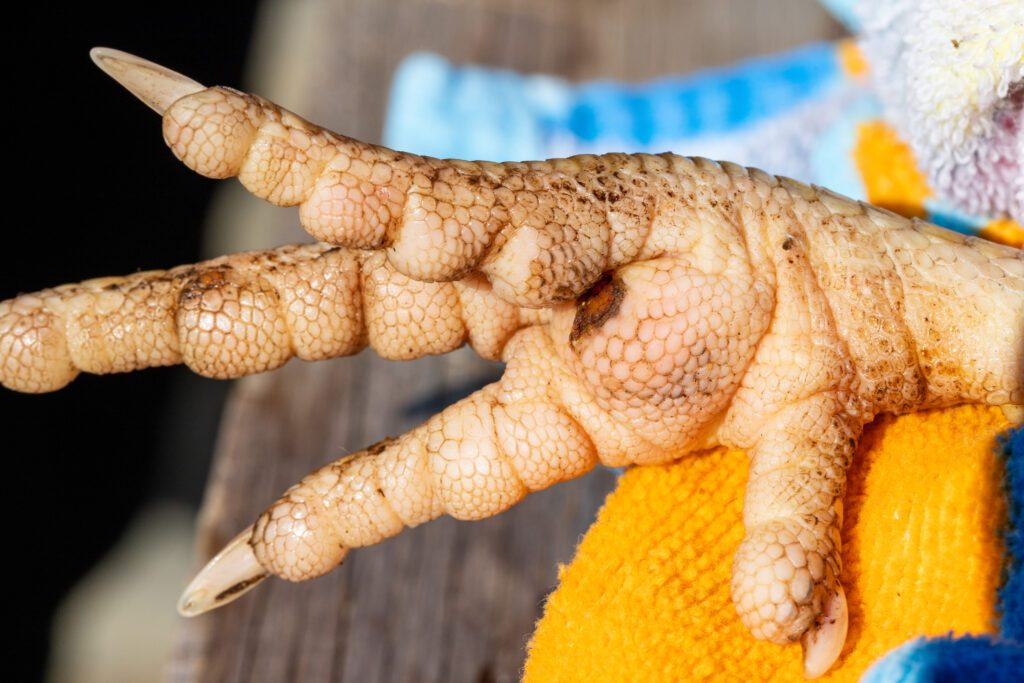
[
  {"left": 365, "top": 436, "right": 396, "bottom": 456},
  {"left": 178, "top": 267, "right": 235, "bottom": 303},
  {"left": 196, "top": 268, "right": 231, "bottom": 288},
  {"left": 213, "top": 572, "right": 268, "bottom": 603},
  {"left": 570, "top": 272, "right": 625, "bottom": 346}
]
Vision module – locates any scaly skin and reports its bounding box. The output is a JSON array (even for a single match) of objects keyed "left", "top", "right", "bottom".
[{"left": 2, "top": 50, "right": 1021, "bottom": 677}]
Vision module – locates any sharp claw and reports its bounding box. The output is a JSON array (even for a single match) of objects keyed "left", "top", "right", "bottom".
[
  {"left": 801, "top": 584, "right": 848, "bottom": 678},
  {"left": 177, "top": 526, "right": 269, "bottom": 617},
  {"left": 90, "top": 47, "right": 205, "bottom": 115}
]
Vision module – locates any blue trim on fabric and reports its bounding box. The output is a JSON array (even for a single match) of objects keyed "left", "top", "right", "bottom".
[
  {"left": 1001, "top": 427, "right": 1023, "bottom": 640},
  {"left": 384, "top": 44, "right": 842, "bottom": 160},
  {"left": 567, "top": 42, "right": 840, "bottom": 143},
  {"left": 384, "top": 52, "right": 567, "bottom": 159},
  {"left": 922, "top": 199, "right": 990, "bottom": 235},
  {"left": 862, "top": 635, "right": 1024, "bottom": 683}
]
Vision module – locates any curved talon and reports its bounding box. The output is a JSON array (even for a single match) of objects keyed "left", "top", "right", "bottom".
[
  {"left": 90, "top": 47, "right": 204, "bottom": 114},
  {"left": 801, "top": 584, "right": 849, "bottom": 678},
  {"left": 178, "top": 527, "right": 269, "bottom": 617}
]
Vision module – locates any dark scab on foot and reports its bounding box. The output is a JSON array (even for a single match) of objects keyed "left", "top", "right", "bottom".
[{"left": 570, "top": 272, "right": 625, "bottom": 347}]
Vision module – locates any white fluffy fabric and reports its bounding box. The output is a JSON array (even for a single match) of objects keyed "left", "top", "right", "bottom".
[{"left": 856, "top": 0, "right": 1023, "bottom": 221}]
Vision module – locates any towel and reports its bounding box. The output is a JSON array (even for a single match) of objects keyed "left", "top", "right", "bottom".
[{"left": 523, "top": 406, "right": 1021, "bottom": 681}]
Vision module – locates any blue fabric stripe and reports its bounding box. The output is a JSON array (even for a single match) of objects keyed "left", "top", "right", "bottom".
[
  {"left": 384, "top": 52, "right": 566, "bottom": 160},
  {"left": 922, "top": 199, "right": 992, "bottom": 235},
  {"left": 567, "top": 42, "right": 840, "bottom": 143},
  {"left": 862, "top": 635, "right": 1024, "bottom": 683},
  {"left": 1001, "top": 427, "right": 1024, "bottom": 639},
  {"left": 384, "top": 43, "right": 842, "bottom": 159}
]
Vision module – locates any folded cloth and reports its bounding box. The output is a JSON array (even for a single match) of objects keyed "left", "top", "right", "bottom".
[{"left": 522, "top": 407, "right": 1020, "bottom": 681}]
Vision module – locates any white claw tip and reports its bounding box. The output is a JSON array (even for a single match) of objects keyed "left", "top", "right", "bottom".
[
  {"left": 177, "top": 526, "right": 269, "bottom": 617},
  {"left": 90, "top": 47, "right": 205, "bottom": 115},
  {"left": 801, "top": 585, "right": 849, "bottom": 678}
]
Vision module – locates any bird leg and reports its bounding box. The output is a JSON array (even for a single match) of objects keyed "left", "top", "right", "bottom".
[{"left": 1, "top": 49, "right": 1018, "bottom": 679}]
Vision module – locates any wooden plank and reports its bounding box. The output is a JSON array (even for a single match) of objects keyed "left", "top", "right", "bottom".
[{"left": 170, "top": 2, "right": 844, "bottom": 681}]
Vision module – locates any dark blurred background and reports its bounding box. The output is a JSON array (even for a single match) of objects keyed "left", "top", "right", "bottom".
[{"left": 7, "top": 6, "right": 259, "bottom": 680}]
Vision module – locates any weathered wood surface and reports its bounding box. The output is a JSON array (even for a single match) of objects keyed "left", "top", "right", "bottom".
[{"left": 169, "top": 1, "right": 843, "bottom": 681}]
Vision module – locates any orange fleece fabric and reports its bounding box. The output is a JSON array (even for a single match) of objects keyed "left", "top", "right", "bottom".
[{"left": 523, "top": 405, "right": 1012, "bottom": 682}]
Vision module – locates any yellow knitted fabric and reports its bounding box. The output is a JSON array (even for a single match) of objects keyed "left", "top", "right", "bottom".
[
  {"left": 837, "top": 40, "right": 869, "bottom": 79},
  {"left": 524, "top": 406, "right": 1011, "bottom": 682},
  {"left": 853, "top": 120, "right": 932, "bottom": 219},
  {"left": 980, "top": 219, "right": 1024, "bottom": 249}
]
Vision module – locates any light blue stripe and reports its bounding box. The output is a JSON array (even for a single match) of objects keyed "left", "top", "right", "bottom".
[
  {"left": 923, "top": 199, "right": 990, "bottom": 235},
  {"left": 384, "top": 43, "right": 842, "bottom": 160},
  {"left": 568, "top": 42, "right": 841, "bottom": 142}
]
